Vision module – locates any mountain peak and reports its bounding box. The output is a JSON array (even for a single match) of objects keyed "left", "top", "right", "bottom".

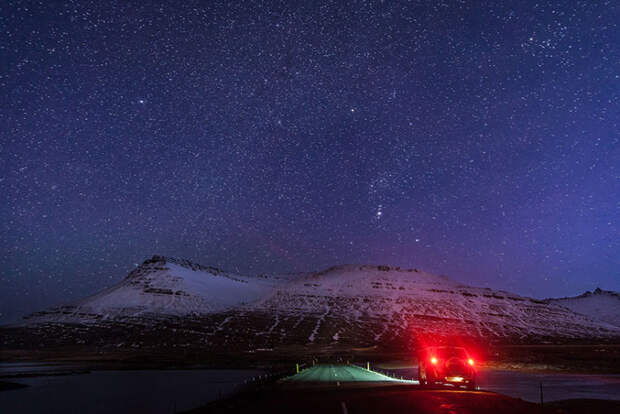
[
  {"left": 313, "top": 263, "right": 431, "bottom": 276},
  {"left": 131, "top": 255, "right": 229, "bottom": 278},
  {"left": 578, "top": 287, "right": 617, "bottom": 298},
  {"left": 548, "top": 288, "right": 620, "bottom": 328}
]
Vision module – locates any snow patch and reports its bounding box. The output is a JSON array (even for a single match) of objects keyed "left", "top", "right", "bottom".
[{"left": 308, "top": 308, "right": 330, "bottom": 342}]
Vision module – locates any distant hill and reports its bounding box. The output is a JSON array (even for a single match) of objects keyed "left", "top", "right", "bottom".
[{"left": 547, "top": 288, "right": 620, "bottom": 328}]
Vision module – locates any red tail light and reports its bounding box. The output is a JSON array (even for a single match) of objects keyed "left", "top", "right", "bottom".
[
  {"left": 468, "top": 358, "right": 474, "bottom": 366},
  {"left": 430, "top": 357, "right": 438, "bottom": 365}
]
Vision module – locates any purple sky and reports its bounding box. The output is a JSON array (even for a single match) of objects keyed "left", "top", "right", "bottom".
[{"left": 1, "top": 0, "right": 618, "bottom": 322}]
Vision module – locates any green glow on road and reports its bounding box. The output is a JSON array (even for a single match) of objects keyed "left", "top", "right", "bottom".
[{"left": 283, "top": 364, "right": 417, "bottom": 383}]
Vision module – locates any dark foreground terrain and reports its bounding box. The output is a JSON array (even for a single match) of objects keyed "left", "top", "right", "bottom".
[
  {"left": 0, "top": 381, "right": 28, "bottom": 392},
  {"left": 2, "top": 361, "right": 619, "bottom": 414},
  {"left": 185, "top": 382, "right": 620, "bottom": 414},
  {"left": 3, "top": 335, "right": 620, "bottom": 375},
  {"left": 183, "top": 363, "right": 620, "bottom": 414}
]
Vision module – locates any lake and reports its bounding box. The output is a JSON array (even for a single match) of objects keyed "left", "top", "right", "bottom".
[{"left": 0, "top": 366, "right": 260, "bottom": 414}]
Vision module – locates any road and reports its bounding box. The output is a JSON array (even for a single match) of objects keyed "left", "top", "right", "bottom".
[
  {"left": 283, "top": 363, "right": 415, "bottom": 383},
  {"left": 190, "top": 365, "right": 530, "bottom": 413},
  {"left": 188, "top": 365, "right": 620, "bottom": 414},
  {"left": 191, "top": 383, "right": 550, "bottom": 413}
]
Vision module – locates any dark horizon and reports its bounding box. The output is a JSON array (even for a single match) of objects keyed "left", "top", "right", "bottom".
[{"left": 1, "top": 1, "right": 619, "bottom": 323}]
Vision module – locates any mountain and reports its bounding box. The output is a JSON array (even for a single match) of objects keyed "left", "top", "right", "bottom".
[
  {"left": 5, "top": 256, "right": 619, "bottom": 354},
  {"left": 23, "top": 256, "right": 280, "bottom": 322},
  {"left": 547, "top": 288, "right": 620, "bottom": 328}
]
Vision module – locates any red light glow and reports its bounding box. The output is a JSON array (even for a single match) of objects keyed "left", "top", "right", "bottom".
[
  {"left": 430, "top": 357, "right": 438, "bottom": 365},
  {"left": 468, "top": 358, "right": 474, "bottom": 366}
]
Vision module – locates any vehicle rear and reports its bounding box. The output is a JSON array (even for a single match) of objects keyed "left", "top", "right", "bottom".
[{"left": 418, "top": 346, "right": 477, "bottom": 389}]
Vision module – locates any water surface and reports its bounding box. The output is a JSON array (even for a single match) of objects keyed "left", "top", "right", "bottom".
[
  {"left": 0, "top": 367, "right": 259, "bottom": 414},
  {"left": 386, "top": 366, "right": 620, "bottom": 402}
]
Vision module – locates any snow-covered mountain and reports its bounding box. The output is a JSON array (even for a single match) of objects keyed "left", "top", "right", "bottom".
[
  {"left": 12, "top": 256, "right": 619, "bottom": 352},
  {"left": 547, "top": 288, "right": 620, "bottom": 328},
  {"left": 24, "top": 256, "right": 283, "bottom": 321}
]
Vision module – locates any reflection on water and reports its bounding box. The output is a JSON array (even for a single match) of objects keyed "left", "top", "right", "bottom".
[
  {"left": 387, "top": 366, "right": 620, "bottom": 402},
  {"left": 478, "top": 370, "right": 620, "bottom": 402},
  {"left": 0, "top": 367, "right": 259, "bottom": 414},
  {"left": 0, "top": 362, "right": 89, "bottom": 376}
]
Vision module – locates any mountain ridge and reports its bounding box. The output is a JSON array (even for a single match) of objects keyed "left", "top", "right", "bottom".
[{"left": 12, "top": 255, "right": 618, "bottom": 346}]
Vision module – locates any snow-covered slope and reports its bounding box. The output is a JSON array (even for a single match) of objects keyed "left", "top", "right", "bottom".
[
  {"left": 252, "top": 264, "right": 620, "bottom": 340},
  {"left": 547, "top": 288, "right": 620, "bottom": 328},
  {"left": 21, "top": 257, "right": 620, "bottom": 344},
  {"left": 24, "top": 256, "right": 279, "bottom": 322}
]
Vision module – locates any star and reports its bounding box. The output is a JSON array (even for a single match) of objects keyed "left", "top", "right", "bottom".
[{"left": 1, "top": 0, "right": 618, "bottom": 322}]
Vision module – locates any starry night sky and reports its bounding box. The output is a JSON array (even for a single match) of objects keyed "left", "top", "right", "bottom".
[{"left": 1, "top": 1, "right": 618, "bottom": 322}]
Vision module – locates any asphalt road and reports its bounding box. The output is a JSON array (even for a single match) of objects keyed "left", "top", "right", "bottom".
[
  {"left": 190, "top": 365, "right": 537, "bottom": 413},
  {"left": 191, "top": 383, "right": 551, "bottom": 414},
  {"left": 283, "top": 363, "right": 415, "bottom": 383},
  {"left": 189, "top": 365, "right": 620, "bottom": 414}
]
